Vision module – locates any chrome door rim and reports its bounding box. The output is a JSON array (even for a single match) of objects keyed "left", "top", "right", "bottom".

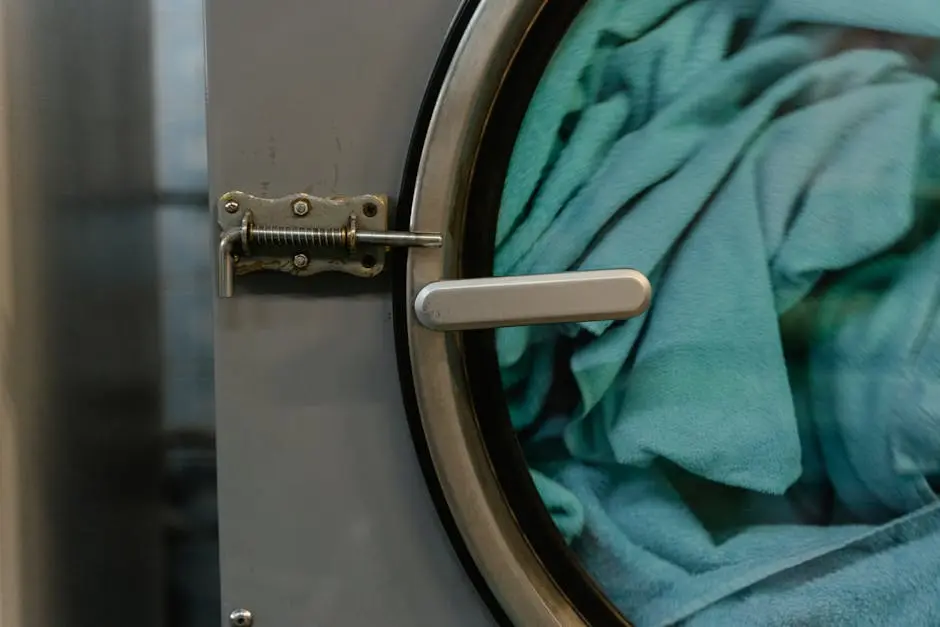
[{"left": 404, "top": 1, "right": 587, "bottom": 625}]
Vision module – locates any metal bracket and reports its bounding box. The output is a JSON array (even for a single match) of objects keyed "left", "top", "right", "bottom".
[{"left": 216, "top": 191, "right": 441, "bottom": 297}]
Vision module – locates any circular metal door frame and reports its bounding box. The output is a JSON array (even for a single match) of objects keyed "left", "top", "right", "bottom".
[{"left": 403, "top": 1, "right": 606, "bottom": 624}]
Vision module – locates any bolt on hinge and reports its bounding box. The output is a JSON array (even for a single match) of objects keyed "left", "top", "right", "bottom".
[{"left": 217, "top": 191, "right": 441, "bottom": 298}]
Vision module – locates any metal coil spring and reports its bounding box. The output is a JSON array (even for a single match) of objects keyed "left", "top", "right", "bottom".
[{"left": 251, "top": 225, "right": 346, "bottom": 249}]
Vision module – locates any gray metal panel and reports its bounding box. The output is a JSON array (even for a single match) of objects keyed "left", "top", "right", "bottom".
[{"left": 205, "top": 0, "right": 496, "bottom": 625}]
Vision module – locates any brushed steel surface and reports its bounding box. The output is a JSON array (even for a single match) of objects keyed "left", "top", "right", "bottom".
[
  {"left": 0, "top": 0, "right": 164, "bottom": 624},
  {"left": 404, "top": 0, "right": 591, "bottom": 624}
]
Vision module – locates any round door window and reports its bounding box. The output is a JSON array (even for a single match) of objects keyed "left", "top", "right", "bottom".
[
  {"left": 488, "top": 1, "right": 940, "bottom": 625},
  {"left": 400, "top": 1, "right": 940, "bottom": 625}
]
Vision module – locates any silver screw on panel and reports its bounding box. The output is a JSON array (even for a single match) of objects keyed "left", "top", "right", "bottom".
[
  {"left": 293, "top": 253, "right": 309, "bottom": 269},
  {"left": 292, "top": 199, "right": 310, "bottom": 216},
  {"left": 229, "top": 609, "right": 253, "bottom": 627},
  {"left": 224, "top": 200, "right": 240, "bottom": 213}
]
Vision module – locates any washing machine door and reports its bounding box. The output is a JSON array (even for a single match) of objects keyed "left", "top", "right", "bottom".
[
  {"left": 398, "top": 0, "right": 940, "bottom": 625},
  {"left": 397, "top": 1, "right": 638, "bottom": 625},
  {"left": 210, "top": 0, "right": 940, "bottom": 623}
]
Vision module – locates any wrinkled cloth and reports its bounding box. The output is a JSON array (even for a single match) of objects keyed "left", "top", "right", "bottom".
[{"left": 496, "top": 0, "right": 940, "bottom": 624}]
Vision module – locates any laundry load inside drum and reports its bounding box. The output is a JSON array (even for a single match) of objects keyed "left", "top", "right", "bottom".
[{"left": 494, "top": 0, "right": 940, "bottom": 624}]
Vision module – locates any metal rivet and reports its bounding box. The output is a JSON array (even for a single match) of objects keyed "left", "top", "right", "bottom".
[
  {"left": 224, "top": 200, "right": 240, "bottom": 214},
  {"left": 293, "top": 253, "right": 309, "bottom": 269},
  {"left": 362, "top": 254, "right": 376, "bottom": 269},
  {"left": 229, "top": 609, "right": 253, "bottom": 627},
  {"left": 292, "top": 199, "right": 310, "bottom": 216},
  {"left": 363, "top": 202, "right": 378, "bottom": 218}
]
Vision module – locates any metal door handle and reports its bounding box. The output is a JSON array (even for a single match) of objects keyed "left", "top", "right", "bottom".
[
  {"left": 215, "top": 193, "right": 651, "bottom": 329},
  {"left": 414, "top": 269, "right": 651, "bottom": 331}
]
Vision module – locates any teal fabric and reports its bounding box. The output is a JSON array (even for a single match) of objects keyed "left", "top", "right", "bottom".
[{"left": 497, "top": 0, "right": 940, "bottom": 624}]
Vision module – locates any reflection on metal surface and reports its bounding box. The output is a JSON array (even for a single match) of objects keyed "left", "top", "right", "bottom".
[
  {"left": 0, "top": 0, "right": 164, "bottom": 624},
  {"left": 1, "top": 0, "right": 219, "bottom": 624},
  {"left": 404, "top": 0, "right": 590, "bottom": 625},
  {"left": 216, "top": 191, "right": 441, "bottom": 297},
  {"left": 356, "top": 230, "right": 443, "bottom": 248},
  {"left": 415, "top": 269, "right": 651, "bottom": 331}
]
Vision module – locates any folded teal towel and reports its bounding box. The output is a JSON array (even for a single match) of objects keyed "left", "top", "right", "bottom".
[{"left": 497, "top": 0, "right": 940, "bottom": 623}]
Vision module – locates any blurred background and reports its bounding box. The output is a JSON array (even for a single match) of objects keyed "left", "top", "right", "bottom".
[
  {"left": 0, "top": 0, "right": 219, "bottom": 624},
  {"left": 154, "top": 0, "right": 218, "bottom": 624}
]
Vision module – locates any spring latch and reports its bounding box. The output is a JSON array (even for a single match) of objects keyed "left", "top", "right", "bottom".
[{"left": 218, "top": 208, "right": 441, "bottom": 298}]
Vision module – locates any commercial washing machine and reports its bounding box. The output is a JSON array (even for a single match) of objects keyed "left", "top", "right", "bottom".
[
  {"left": 0, "top": 0, "right": 930, "bottom": 622},
  {"left": 209, "top": 1, "right": 646, "bottom": 624},
  {"left": 209, "top": 0, "right": 940, "bottom": 625}
]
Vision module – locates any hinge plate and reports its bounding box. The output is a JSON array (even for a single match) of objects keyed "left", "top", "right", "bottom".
[{"left": 217, "top": 191, "right": 389, "bottom": 279}]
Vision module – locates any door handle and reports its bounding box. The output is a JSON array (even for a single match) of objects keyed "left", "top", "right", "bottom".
[
  {"left": 414, "top": 269, "right": 651, "bottom": 331},
  {"left": 215, "top": 192, "right": 651, "bottom": 329}
]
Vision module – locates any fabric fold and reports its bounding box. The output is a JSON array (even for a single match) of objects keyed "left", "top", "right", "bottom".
[{"left": 498, "top": 0, "right": 940, "bottom": 623}]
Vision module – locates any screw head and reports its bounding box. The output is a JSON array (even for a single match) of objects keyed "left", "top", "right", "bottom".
[
  {"left": 292, "top": 199, "right": 310, "bottom": 216},
  {"left": 229, "top": 609, "right": 253, "bottom": 627},
  {"left": 362, "top": 202, "right": 378, "bottom": 218},
  {"left": 224, "top": 200, "right": 240, "bottom": 214},
  {"left": 293, "top": 253, "right": 309, "bottom": 269}
]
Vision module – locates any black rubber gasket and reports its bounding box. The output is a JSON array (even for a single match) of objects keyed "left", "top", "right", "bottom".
[{"left": 394, "top": 1, "right": 628, "bottom": 625}]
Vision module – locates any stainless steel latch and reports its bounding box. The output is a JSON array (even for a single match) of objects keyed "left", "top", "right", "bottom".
[
  {"left": 216, "top": 191, "right": 441, "bottom": 298},
  {"left": 217, "top": 191, "right": 652, "bottom": 329}
]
